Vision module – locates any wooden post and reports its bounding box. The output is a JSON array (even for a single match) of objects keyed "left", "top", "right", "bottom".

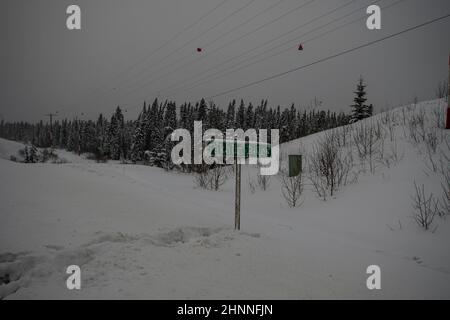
[{"left": 235, "top": 162, "right": 241, "bottom": 230}]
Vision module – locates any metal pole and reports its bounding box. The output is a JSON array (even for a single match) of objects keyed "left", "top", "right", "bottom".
[{"left": 235, "top": 161, "right": 241, "bottom": 230}]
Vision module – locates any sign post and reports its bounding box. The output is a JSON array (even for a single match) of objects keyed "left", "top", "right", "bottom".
[{"left": 207, "top": 138, "right": 271, "bottom": 231}]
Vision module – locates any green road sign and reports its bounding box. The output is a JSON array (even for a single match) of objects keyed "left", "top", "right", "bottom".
[{"left": 205, "top": 139, "right": 271, "bottom": 159}]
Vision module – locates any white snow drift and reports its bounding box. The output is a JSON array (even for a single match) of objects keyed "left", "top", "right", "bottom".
[{"left": 0, "top": 99, "right": 449, "bottom": 299}]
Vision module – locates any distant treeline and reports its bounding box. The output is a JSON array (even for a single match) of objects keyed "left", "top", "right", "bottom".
[{"left": 0, "top": 98, "right": 351, "bottom": 168}]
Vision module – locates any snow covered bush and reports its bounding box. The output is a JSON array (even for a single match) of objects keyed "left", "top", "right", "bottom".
[
  {"left": 18, "top": 144, "right": 39, "bottom": 163},
  {"left": 40, "top": 148, "right": 58, "bottom": 163},
  {"left": 91, "top": 147, "right": 108, "bottom": 163},
  {"left": 14, "top": 144, "right": 66, "bottom": 164}
]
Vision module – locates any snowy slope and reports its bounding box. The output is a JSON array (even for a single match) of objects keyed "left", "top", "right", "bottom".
[
  {"left": 0, "top": 138, "right": 25, "bottom": 161},
  {"left": 0, "top": 100, "right": 449, "bottom": 299}
]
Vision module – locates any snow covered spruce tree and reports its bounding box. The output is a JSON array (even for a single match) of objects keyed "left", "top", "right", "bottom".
[
  {"left": 236, "top": 99, "right": 246, "bottom": 129},
  {"left": 130, "top": 105, "right": 147, "bottom": 163},
  {"left": 254, "top": 99, "right": 268, "bottom": 130},
  {"left": 161, "top": 101, "right": 177, "bottom": 170},
  {"left": 245, "top": 102, "right": 254, "bottom": 130},
  {"left": 143, "top": 99, "right": 175, "bottom": 168},
  {"left": 108, "top": 106, "right": 125, "bottom": 160},
  {"left": 0, "top": 97, "right": 351, "bottom": 163},
  {"left": 22, "top": 144, "right": 38, "bottom": 163},
  {"left": 94, "top": 114, "right": 108, "bottom": 162},
  {"left": 226, "top": 99, "right": 236, "bottom": 129},
  {"left": 350, "top": 77, "right": 373, "bottom": 123},
  {"left": 67, "top": 119, "right": 81, "bottom": 154}
]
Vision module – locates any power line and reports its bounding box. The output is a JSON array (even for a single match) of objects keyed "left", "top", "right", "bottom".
[
  {"left": 119, "top": 0, "right": 398, "bottom": 111},
  {"left": 141, "top": 0, "right": 315, "bottom": 87},
  {"left": 57, "top": 0, "right": 230, "bottom": 115},
  {"left": 161, "top": 0, "right": 363, "bottom": 96},
  {"left": 113, "top": 0, "right": 317, "bottom": 104},
  {"left": 191, "top": 0, "right": 317, "bottom": 63},
  {"left": 113, "top": 0, "right": 230, "bottom": 84},
  {"left": 207, "top": 13, "right": 450, "bottom": 99},
  {"left": 117, "top": 0, "right": 258, "bottom": 92},
  {"left": 204, "top": 0, "right": 289, "bottom": 49},
  {"left": 123, "top": 0, "right": 288, "bottom": 91},
  {"left": 70, "top": 0, "right": 288, "bottom": 117},
  {"left": 165, "top": 0, "right": 405, "bottom": 97}
]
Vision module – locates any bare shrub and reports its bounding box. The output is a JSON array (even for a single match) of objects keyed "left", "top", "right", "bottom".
[
  {"left": 333, "top": 126, "right": 351, "bottom": 148},
  {"left": 425, "top": 129, "right": 438, "bottom": 154},
  {"left": 374, "top": 120, "right": 385, "bottom": 140},
  {"left": 194, "top": 165, "right": 228, "bottom": 191},
  {"left": 445, "top": 137, "right": 450, "bottom": 154},
  {"left": 379, "top": 139, "right": 404, "bottom": 168},
  {"left": 210, "top": 165, "right": 228, "bottom": 191},
  {"left": 387, "top": 119, "right": 396, "bottom": 142},
  {"left": 401, "top": 107, "right": 408, "bottom": 127},
  {"left": 435, "top": 80, "right": 448, "bottom": 100},
  {"left": 279, "top": 171, "right": 304, "bottom": 207},
  {"left": 248, "top": 175, "right": 256, "bottom": 194},
  {"left": 352, "top": 122, "right": 380, "bottom": 173},
  {"left": 437, "top": 162, "right": 450, "bottom": 217},
  {"left": 411, "top": 182, "right": 438, "bottom": 231},
  {"left": 308, "top": 132, "right": 353, "bottom": 200},
  {"left": 432, "top": 105, "right": 445, "bottom": 129},
  {"left": 380, "top": 110, "right": 390, "bottom": 125},
  {"left": 423, "top": 155, "right": 437, "bottom": 175},
  {"left": 379, "top": 110, "right": 397, "bottom": 142},
  {"left": 257, "top": 169, "right": 271, "bottom": 191},
  {"left": 194, "top": 169, "right": 210, "bottom": 190},
  {"left": 408, "top": 110, "right": 426, "bottom": 144}
]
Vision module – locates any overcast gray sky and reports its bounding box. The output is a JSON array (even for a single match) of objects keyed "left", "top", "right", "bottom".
[{"left": 0, "top": 0, "right": 449, "bottom": 122}]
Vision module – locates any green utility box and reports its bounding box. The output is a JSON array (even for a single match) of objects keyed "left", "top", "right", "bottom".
[{"left": 288, "top": 155, "right": 302, "bottom": 177}]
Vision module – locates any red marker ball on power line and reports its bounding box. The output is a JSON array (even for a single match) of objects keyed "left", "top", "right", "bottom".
[
  {"left": 298, "top": 44, "right": 303, "bottom": 51},
  {"left": 197, "top": 48, "right": 202, "bottom": 52}
]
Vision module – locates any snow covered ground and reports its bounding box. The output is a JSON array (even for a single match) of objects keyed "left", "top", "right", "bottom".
[{"left": 0, "top": 100, "right": 449, "bottom": 299}]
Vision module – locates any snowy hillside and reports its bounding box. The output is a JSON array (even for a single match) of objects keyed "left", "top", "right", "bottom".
[{"left": 0, "top": 99, "right": 449, "bottom": 299}]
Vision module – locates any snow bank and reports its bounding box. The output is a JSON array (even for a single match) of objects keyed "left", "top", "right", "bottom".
[
  {"left": 0, "top": 99, "right": 449, "bottom": 299},
  {"left": 0, "top": 138, "right": 26, "bottom": 161}
]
